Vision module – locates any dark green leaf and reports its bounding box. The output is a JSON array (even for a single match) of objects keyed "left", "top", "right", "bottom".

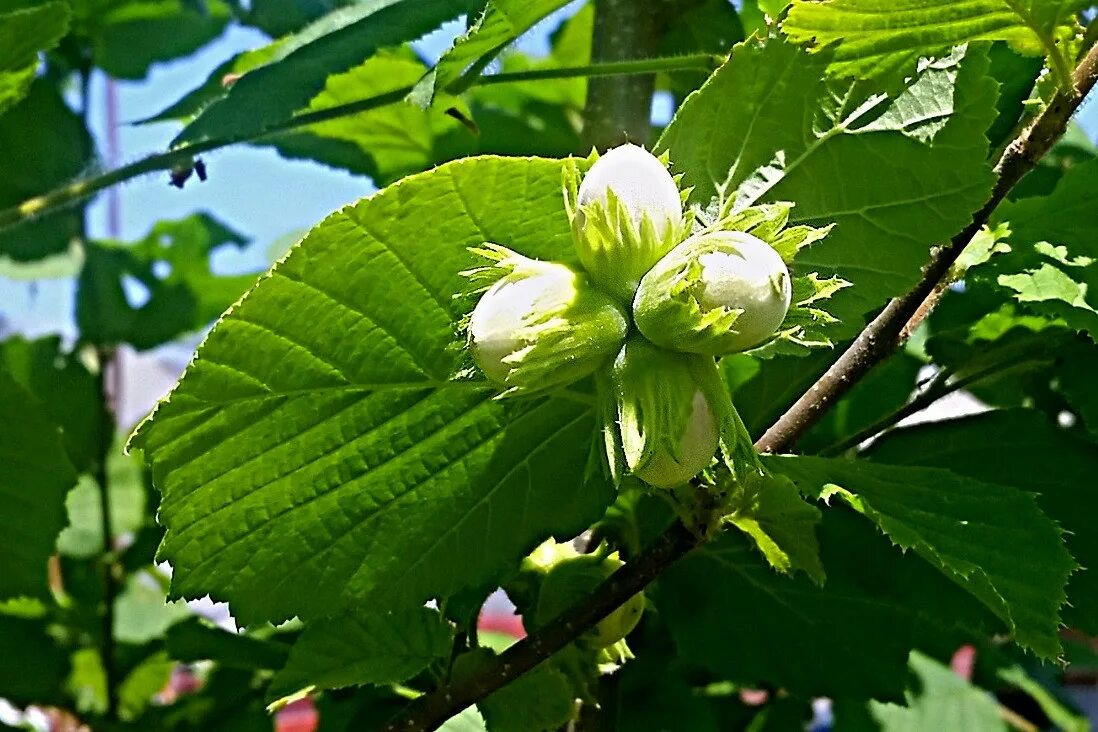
[
  {"left": 772, "top": 455, "right": 1074, "bottom": 658},
  {"left": 0, "top": 366, "right": 78, "bottom": 600},
  {"left": 659, "top": 508, "right": 994, "bottom": 699},
  {"left": 0, "top": 616, "right": 68, "bottom": 705},
  {"left": 77, "top": 213, "right": 257, "bottom": 350},
  {"left": 166, "top": 617, "right": 290, "bottom": 669},
  {"left": 0, "top": 336, "right": 104, "bottom": 472},
  {"left": 236, "top": 0, "right": 355, "bottom": 37},
  {"left": 173, "top": 0, "right": 479, "bottom": 146},
  {"left": 133, "top": 157, "right": 614, "bottom": 626},
  {"left": 269, "top": 606, "right": 453, "bottom": 699},
  {"left": 870, "top": 409, "right": 1098, "bottom": 634}
]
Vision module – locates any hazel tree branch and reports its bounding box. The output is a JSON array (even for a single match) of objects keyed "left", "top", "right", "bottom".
[{"left": 384, "top": 40, "right": 1098, "bottom": 732}]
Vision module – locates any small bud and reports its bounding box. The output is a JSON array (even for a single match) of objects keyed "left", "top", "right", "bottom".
[
  {"left": 467, "top": 245, "right": 629, "bottom": 394},
  {"left": 566, "top": 144, "right": 684, "bottom": 301},
  {"left": 633, "top": 230, "right": 792, "bottom": 355},
  {"left": 610, "top": 338, "right": 718, "bottom": 488}
]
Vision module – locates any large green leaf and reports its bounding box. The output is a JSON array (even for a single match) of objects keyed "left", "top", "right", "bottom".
[
  {"left": 173, "top": 0, "right": 479, "bottom": 146},
  {"left": 0, "top": 2, "right": 69, "bottom": 116},
  {"left": 166, "top": 618, "right": 290, "bottom": 670},
  {"left": 771, "top": 455, "right": 1074, "bottom": 658},
  {"left": 0, "top": 367, "right": 78, "bottom": 600},
  {"left": 77, "top": 213, "right": 257, "bottom": 351},
  {"left": 73, "top": 0, "right": 232, "bottom": 80},
  {"left": 133, "top": 156, "right": 614, "bottom": 626},
  {"left": 658, "top": 38, "right": 996, "bottom": 331},
  {"left": 270, "top": 606, "right": 453, "bottom": 699},
  {"left": 783, "top": 0, "right": 1085, "bottom": 84},
  {"left": 409, "top": 0, "right": 573, "bottom": 106},
  {"left": 658, "top": 508, "right": 995, "bottom": 699},
  {"left": 0, "top": 79, "right": 94, "bottom": 261},
  {"left": 970, "top": 158, "right": 1098, "bottom": 340},
  {"left": 869, "top": 409, "right": 1098, "bottom": 634}
]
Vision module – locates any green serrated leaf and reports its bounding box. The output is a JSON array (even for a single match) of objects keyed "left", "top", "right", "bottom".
[
  {"left": 783, "top": 0, "right": 1085, "bottom": 87},
  {"left": 409, "top": 0, "right": 573, "bottom": 107},
  {"left": 269, "top": 606, "right": 452, "bottom": 700},
  {"left": 0, "top": 2, "right": 69, "bottom": 116},
  {"left": 772, "top": 454, "right": 1074, "bottom": 658},
  {"left": 869, "top": 409, "right": 1098, "bottom": 635},
  {"left": 0, "top": 367, "right": 78, "bottom": 601},
  {"left": 133, "top": 157, "right": 614, "bottom": 626},
  {"left": 971, "top": 158, "right": 1098, "bottom": 340},
  {"left": 722, "top": 471, "right": 824, "bottom": 584},
  {"left": 77, "top": 213, "right": 257, "bottom": 351},
  {"left": 660, "top": 38, "right": 995, "bottom": 334},
  {"left": 173, "top": 0, "right": 479, "bottom": 146}
]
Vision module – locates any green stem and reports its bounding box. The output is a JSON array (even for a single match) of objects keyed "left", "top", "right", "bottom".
[
  {"left": 93, "top": 346, "right": 119, "bottom": 721},
  {"left": 477, "top": 54, "right": 722, "bottom": 86},
  {"left": 0, "top": 54, "right": 721, "bottom": 236}
]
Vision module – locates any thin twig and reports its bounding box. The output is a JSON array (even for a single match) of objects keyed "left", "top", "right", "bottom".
[
  {"left": 383, "top": 39, "right": 1098, "bottom": 732},
  {"left": 0, "top": 55, "right": 717, "bottom": 236}
]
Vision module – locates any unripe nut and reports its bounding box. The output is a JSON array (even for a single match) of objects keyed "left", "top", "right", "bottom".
[
  {"left": 469, "top": 257, "right": 628, "bottom": 392},
  {"left": 577, "top": 144, "right": 682, "bottom": 239},
  {"left": 634, "top": 230, "right": 792, "bottom": 355},
  {"left": 634, "top": 389, "right": 718, "bottom": 489}
]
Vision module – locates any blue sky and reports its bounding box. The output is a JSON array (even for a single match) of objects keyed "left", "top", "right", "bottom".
[{"left": 2, "top": 11, "right": 1097, "bottom": 338}]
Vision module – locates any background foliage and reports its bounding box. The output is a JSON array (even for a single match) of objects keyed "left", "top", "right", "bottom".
[{"left": 2, "top": 0, "right": 1098, "bottom": 730}]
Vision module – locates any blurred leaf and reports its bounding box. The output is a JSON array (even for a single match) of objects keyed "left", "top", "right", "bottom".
[
  {"left": 132, "top": 157, "right": 613, "bottom": 627},
  {"left": 783, "top": 0, "right": 1085, "bottom": 85},
  {"left": 57, "top": 441, "right": 148, "bottom": 558},
  {"left": 166, "top": 617, "right": 290, "bottom": 669},
  {"left": 236, "top": 0, "right": 355, "bottom": 36},
  {"left": 269, "top": 606, "right": 452, "bottom": 700},
  {"left": 0, "top": 336, "right": 104, "bottom": 473},
  {"left": 0, "top": 366, "right": 78, "bottom": 600},
  {"left": 67, "top": 647, "right": 109, "bottom": 715},
  {"left": 410, "top": 0, "right": 572, "bottom": 106},
  {"left": 114, "top": 571, "right": 191, "bottom": 645},
  {"left": 72, "top": 0, "right": 231, "bottom": 80},
  {"left": 658, "top": 0, "right": 744, "bottom": 100},
  {"left": 77, "top": 213, "right": 257, "bottom": 350},
  {"left": 985, "top": 42, "right": 1043, "bottom": 151},
  {"left": 1010, "top": 122, "right": 1096, "bottom": 199},
  {"left": 173, "top": 0, "right": 479, "bottom": 146},
  {"left": 118, "top": 651, "right": 175, "bottom": 720},
  {"left": 870, "top": 409, "right": 1098, "bottom": 635},
  {"left": 476, "top": 661, "right": 575, "bottom": 732},
  {"left": 659, "top": 37, "right": 995, "bottom": 334},
  {"left": 0, "top": 616, "right": 68, "bottom": 706},
  {"left": 0, "top": 79, "right": 93, "bottom": 261},
  {"left": 866, "top": 651, "right": 1007, "bottom": 731},
  {"left": 0, "top": 1, "right": 70, "bottom": 116},
  {"left": 997, "top": 664, "right": 1088, "bottom": 732},
  {"left": 773, "top": 455, "right": 1074, "bottom": 658}
]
